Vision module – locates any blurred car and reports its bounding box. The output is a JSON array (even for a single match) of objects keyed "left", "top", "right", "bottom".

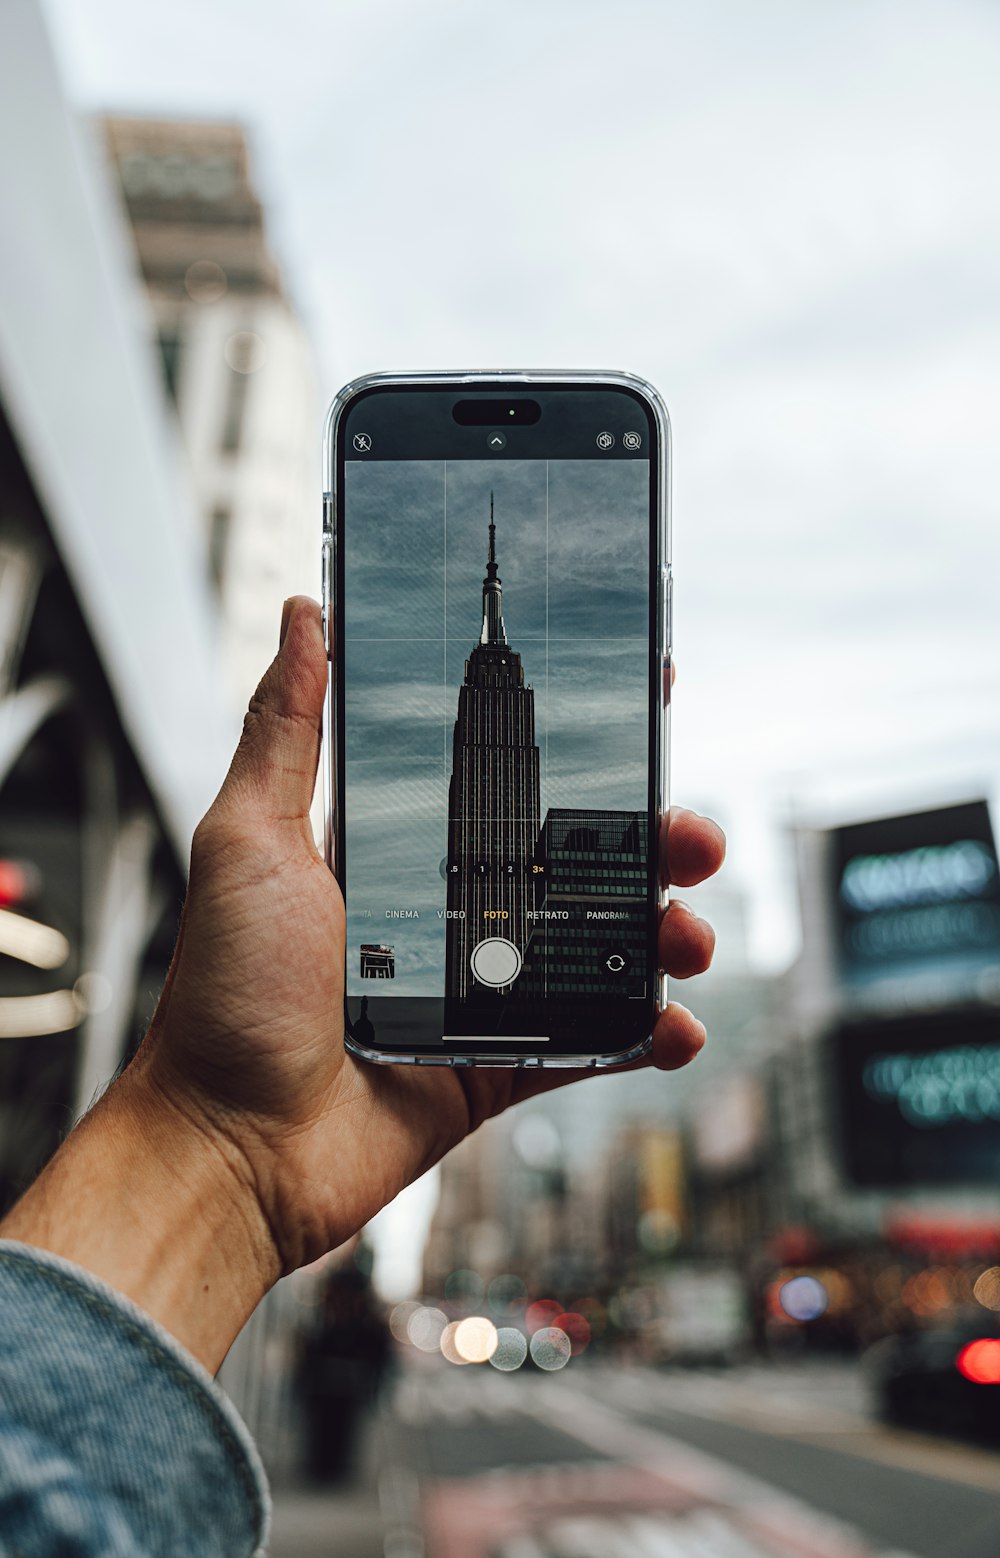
[
  {"left": 865, "top": 1315, "right": 1000, "bottom": 1442},
  {"left": 652, "top": 1265, "right": 751, "bottom": 1366}
]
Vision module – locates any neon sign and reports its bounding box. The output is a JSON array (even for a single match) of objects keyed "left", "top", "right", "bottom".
[
  {"left": 840, "top": 840, "right": 996, "bottom": 914},
  {"left": 833, "top": 803, "right": 1000, "bottom": 982},
  {"left": 864, "top": 1043, "right": 1000, "bottom": 1127}
]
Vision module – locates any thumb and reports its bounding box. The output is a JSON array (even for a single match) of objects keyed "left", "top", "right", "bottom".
[{"left": 217, "top": 595, "right": 328, "bottom": 829}]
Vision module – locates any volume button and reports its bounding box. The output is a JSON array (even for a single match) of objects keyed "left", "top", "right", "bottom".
[
  {"left": 663, "top": 567, "right": 673, "bottom": 656},
  {"left": 322, "top": 532, "right": 334, "bottom": 661}
]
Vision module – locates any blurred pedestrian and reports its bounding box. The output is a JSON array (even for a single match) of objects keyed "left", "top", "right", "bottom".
[{"left": 295, "top": 1255, "right": 390, "bottom": 1483}]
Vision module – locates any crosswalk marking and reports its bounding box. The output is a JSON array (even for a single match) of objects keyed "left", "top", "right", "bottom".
[
  {"left": 568, "top": 1365, "right": 1000, "bottom": 1495},
  {"left": 492, "top": 1510, "right": 801, "bottom": 1558},
  {"left": 590, "top": 1366, "right": 868, "bottom": 1436},
  {"left": 389, "top": 1362, "right": 997, "bottom": 1543},
  {"left": 390, "top": 1367, "right": 549, "bottom": 1427},
  {"left": 389, "top": 1363, "right": 872, "bottom": 1440},
  {"left": 397, "top": 1366, "right": 922, "bottom": 1557},
  {"left": 530, "top": 1384, "right": 920, "bottom": 1558}
]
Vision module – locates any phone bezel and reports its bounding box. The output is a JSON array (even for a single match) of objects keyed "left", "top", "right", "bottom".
[{"left": 323, "top": 369, "right": 671, "bottom": 1068}]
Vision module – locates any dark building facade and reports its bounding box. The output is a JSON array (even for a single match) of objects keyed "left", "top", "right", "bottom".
[
  {"left": 520, "top": 809, "right": 649, "bottom": 999},
  {"left": 445, "top": 504, "right": 540, "bottom": 999}
]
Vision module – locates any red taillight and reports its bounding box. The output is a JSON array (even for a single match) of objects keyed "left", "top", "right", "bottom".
[
  {"left": 524, "top": 1299, "right": 562, "bottom": 1335},
  {"left": 956, "top": 1339, "right": 1000, "bottom": 1384},
  {"left": 0, "top": 862, "right": 27, "bottom": 907},
  {"left": 554, "top": 1312, "right": 591, "bottom": 1355}
]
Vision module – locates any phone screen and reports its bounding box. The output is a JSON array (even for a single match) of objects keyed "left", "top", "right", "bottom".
[{"left": 335, "top": 383, "right": 663, "bottom": 1061}]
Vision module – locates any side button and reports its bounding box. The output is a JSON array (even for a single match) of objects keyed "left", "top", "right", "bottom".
[
  {"left": 663, "top": 567, "right": 673, "bottom": 656},
  {"left": 322, "top": 535, "right": 334, "bottom": 661}
]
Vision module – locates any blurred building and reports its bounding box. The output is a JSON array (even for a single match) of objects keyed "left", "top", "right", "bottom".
[
  {"left": 605, "top": 1124, "right": 687, "bottom": 1269},
  {"left": 423, "top": 1126, "right": 517, "bottom": 1295},
  {"left": 0, "top": 3, "right": 233, "bottom": 1204},
  {"left": 100, "top": 115, "right": 319, "bottom": 711},
  {"left": 0, "top": 9, "right": 324, "bottom": 1449},
  {"left": 95, "top": 113, "right": 325, "bottom": 1433},
  {"left": 422, "top": 794, "right": 1000, "bottom": 1330},
  {"left": 774, "top": 800, "right": 1000, "bottom": 1243}
]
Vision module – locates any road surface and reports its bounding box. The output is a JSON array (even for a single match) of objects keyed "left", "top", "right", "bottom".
[{"left": 269, "top": 1358, "right": 1000, "bottom": 1558}]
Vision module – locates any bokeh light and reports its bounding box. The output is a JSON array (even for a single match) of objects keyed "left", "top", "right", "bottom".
[
  {"left": 778, "top": 1275, "right": 829, "bottom": 1322},
  {"left": 973, "top": 1267, "right": 1000, "bottom": 1311},
  {"left": 554, "top": 1312, "right": 591, "bottom": 1355},
  {"left": 525, "top": 1298, "right": 563, "bottom": 1335},
  {"left": 74, "top": 971, "right": 113, "bottom": 1015},
  {"left": 956, "top": 1339, "right": 1000, "bottom": 1385},
  {"left": 487, "top": 1273, "right": 527, "bottom": 1314},
  {"left": 529, "top": 1326, "right": 572, "bottom": 1371},
  {"left": 184, "top": 259, "right": 227, "bottom": 302},
  {"left": 406, "top": 1306, "right": 447, "bottom": 1352},
  {"left": 439, "top": 1321, "right": 468, "bottom": 1366},
  {"left": 512, "top": 1114, "right": 561, "bottom": 1169},
  {"left": 488, "top": 1328, "right": 529, "bottom": 1372},
  {"left": 444, "top": 1268, "right": 485, "bottom": 1305},
  {"left": 575, "top": 1296, "right": 608, "bottom": 1337},
  {"left": 901, "top": 1268, "right": 955, "bottom": 1317},
  {"left": 453, "top": 1316, "right": 499, "bottom": 1364},
  {"left": 224, "top": 330, "right": 266, "bottom": 374},
  {"left": 389, "top": 1300, "right": 421, "bottom": 1343},
  {"left": 636, "top": 1207, "right": 680, "bottom": 1255}
]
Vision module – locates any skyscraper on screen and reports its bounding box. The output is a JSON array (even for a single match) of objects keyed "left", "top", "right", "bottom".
[{"left": 445, "top": 501, "right": 541, "bottom": 999}]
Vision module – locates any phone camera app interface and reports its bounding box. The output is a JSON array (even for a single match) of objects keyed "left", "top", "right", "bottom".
[{"left": 342, "top": 437, "right": 653, "bottom": 1048}]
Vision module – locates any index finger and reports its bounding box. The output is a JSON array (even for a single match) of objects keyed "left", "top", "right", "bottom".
[{"left": 660, "top": 807, "right": 726, "bottom": 888}]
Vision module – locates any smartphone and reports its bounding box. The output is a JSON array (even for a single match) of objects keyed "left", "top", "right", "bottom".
[{"left": 322, "top": 371, "right": 671, "bottom": 1068}]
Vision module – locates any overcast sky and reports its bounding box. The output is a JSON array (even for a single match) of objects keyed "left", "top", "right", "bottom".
[{"left": 43, "top": 0, "right": 1000, "bottom": 978}]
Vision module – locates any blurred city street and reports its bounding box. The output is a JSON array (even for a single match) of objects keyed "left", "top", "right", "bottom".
[{"left": 267, "top": 1355, "right": 1000, "bottom": 1558}]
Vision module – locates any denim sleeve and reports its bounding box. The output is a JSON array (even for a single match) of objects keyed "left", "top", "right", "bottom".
[{"left": 0, "top": 1241, "right": 269, "bottom": 1557}]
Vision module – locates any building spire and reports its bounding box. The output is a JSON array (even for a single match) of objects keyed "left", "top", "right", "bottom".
[{"left": 480, "top": 493, "right": 508, "bottom": 646}]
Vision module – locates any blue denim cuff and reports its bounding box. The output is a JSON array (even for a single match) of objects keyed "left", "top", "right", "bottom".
[{"left": 0, "top": 1240, "right": 270, "bottom": 1557}]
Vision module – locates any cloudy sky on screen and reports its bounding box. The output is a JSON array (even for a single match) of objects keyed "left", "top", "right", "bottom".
[
  {"left": 343, "top": 458, "right": 649, "bottom": 993},
  {"left": 44, "top": 0, "right": 1000, "bottom": 976}
]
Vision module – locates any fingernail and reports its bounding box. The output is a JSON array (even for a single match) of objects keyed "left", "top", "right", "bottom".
[{"left": 279, "top": 598, "right": 294, "bottom": 648}]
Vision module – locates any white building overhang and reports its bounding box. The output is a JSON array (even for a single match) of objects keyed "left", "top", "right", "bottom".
[{"left": 0, "top": 0, "right": 237, "bottom": 859}]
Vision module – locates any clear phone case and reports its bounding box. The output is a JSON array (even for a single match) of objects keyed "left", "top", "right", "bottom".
[{"left": 322, "top": 369, "right": 672, "bottom": 1067}]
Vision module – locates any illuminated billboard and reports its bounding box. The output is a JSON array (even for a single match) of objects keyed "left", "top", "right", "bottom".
[
  {"left": 832, "top": 801, "right": 1000, "bottom": 990},
  {"left": 833, "top": 1008, "right": 1000, "bottom": 1186}
]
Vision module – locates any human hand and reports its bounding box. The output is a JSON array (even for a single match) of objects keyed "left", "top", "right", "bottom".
[
  {"left": 2, "top": 598, "right": 724, "bottom": 1369},
  {"left": 139, "top": 596, "right": 723, "bottom": 1252}
]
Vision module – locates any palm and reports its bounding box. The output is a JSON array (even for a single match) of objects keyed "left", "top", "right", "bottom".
[{"left": 153, "top": 806, "right": 524, "bottom": 1265}]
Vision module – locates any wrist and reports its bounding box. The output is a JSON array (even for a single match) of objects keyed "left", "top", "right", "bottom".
[{"left": 0, "top": 1054, "right": 281, "bottom": 1373}]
